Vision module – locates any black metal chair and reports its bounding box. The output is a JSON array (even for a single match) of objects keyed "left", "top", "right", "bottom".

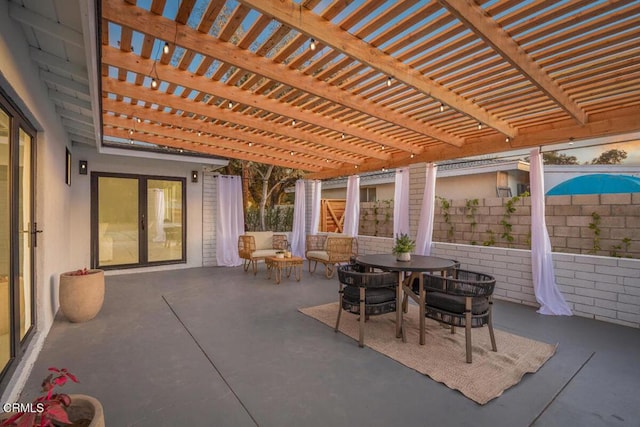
[
  {"left": 336, "top": 264, "right": 399, "bottom": 347},
  {"left": 422, "top": 269, "right": 497, "bottom": 363}
]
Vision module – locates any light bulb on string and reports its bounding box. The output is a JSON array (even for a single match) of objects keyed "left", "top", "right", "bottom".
[
  {"left": 310, "top": 38, "right": 316, "bottom": 51},
  {"left": 163, "top": 42, "right": 170, "bottom": 55}
]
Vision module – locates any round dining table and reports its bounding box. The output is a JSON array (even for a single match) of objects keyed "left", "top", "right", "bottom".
[{"left": 354, "top": 254, "right": 458, "bottom": 345}]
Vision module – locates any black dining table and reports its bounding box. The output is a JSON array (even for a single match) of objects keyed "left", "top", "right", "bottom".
[{"left": 354, "top": 254, "right": 458, "bottom": 345}]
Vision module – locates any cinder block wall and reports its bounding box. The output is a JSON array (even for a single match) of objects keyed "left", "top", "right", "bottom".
[
  {"left": 356, "top": 238, "right": 640, "bottom": 328},
  {"left": 431, "top": 193, "right": 640, "bottom": 259},
  {"left": 357, "top": 162, "right": 640, "bottom": 329}
]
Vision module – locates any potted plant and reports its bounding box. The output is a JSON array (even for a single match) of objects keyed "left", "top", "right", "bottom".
[
  {"left": 392, "top": 233, "right": 416, "bottom": 262},
  {"left": 1, "top": 367, "right": 104, "bottom": 427},
  {"left": 59, "top": 268, "right": 104, "bottom": 323}
]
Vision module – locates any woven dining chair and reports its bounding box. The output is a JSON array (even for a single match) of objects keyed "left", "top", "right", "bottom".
[
  {"left": 423, "top": 270, "right": 497, "bottom": 363},
  {"left": 335, "top": 264, "right": 399, "bottom": 347}
]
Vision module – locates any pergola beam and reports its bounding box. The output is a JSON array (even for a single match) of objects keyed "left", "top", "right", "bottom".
[
  {"left": 102, "top": 46, "right": 393, "bottom": 158},
  {"left": 306, "top": 104, "right": 640, "bottom": 179},
  {"left": 439, "top": 0, "right": 588, "bottom": 125},
  {"left": 103, "top": 78, "right": 374, "bottom": 164},
  {"left": 102, "top": 97, "right": 350, "bottom": 166},
  {"left": 238, "top": 0, "right": 515, "bottom": 138},
  {"left": 103, "top": 126, "right": 325, "bottom": 172},
  {"left": 102, "top": 1, "right": 465, "bottom": 148}
]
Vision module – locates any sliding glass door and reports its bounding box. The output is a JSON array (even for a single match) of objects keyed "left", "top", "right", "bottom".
[
  {"left": 92, "top": 173, "right": 185, "bottom": 269},
  {"left": 0, "top": 90, "right": 36, "bottom": 386}
]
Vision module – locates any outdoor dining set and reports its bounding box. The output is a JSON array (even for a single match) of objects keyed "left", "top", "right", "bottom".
[{"left": 239, "top": 232, "right": 497, "bottom": 363}]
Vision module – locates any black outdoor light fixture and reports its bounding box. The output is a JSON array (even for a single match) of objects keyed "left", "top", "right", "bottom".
[
  {"left": 191, "top": 170, "right": 199, "bottom": 183},
  {"left": 79, "top": 160, "right": 88, "bottom": 175}
]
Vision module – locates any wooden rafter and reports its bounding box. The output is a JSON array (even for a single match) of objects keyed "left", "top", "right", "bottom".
[
  {"left": 102, "top": 46, "right": 393, "bottom": 159},
  {"left": 439, "top": 0, "right": 588, "bottom": 125},
  {"left": 102, "top": 0, "right": 464, "bottom": 149},
  {"left": 238, "top": 0, "right": 515, "bottom": 138},
  {"left": 97, "top": 0, "right": 640, "bottom": 179}
]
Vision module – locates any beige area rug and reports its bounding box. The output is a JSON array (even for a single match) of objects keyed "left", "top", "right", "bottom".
[{"left": 300, "top": 302, "right": 557, "bottom": 405}]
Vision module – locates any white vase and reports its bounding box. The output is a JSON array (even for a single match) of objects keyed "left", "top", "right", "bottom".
[{"left": 396, "top": 252, "right": 411, "bottom": 262}]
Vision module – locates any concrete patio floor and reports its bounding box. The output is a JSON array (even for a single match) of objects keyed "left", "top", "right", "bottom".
[{"left": 17, "top": 265, "right": 640, "bottom": 426}]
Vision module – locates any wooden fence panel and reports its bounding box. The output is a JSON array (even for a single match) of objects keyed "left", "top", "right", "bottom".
[{"left": 320, "top": 199, "right": 345, "bottom": 232}]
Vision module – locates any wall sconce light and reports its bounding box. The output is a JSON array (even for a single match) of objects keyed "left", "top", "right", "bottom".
[
  {"left": 79, "top": 160, "right": 88, "bottom": 175},
  {"left": 191, "top": 170, "right": 199, "bottom": 183}
]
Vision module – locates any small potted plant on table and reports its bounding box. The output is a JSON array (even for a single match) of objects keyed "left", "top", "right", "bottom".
[{"left": 392, "top": 233, "right": 416, "bottom": 262}]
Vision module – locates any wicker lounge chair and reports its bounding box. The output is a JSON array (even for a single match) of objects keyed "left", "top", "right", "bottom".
[
  {"left": 305, "top": 234, "right": 358, "bottom": 279},
  {"left": 238, "top": 232, "right": 288, "bottom": 275}
]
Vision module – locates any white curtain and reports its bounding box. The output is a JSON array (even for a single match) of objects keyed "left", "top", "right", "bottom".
[
  {"left": 415, "top": 163, "right": 438, "bottom": 255},
  {"left": 309, "top": 179, "right": 322, "bottom": 235},
  {"left": 343, "top": 175, "right": 360, "bottom": 237},
  {"left": 530, "top": 149, "right": 572, "bottom": 315},
  {"left": 152, "top": 189, "right": 166, "bottom": 242},
  {"left": 216, "top": 175, "right": 244, "bottom": 266},
  {"left": 291, "top": 180, "right": 306, "bottom": 257},
  {"left": 394, "top": 167, "right": 410, "bottom": 237}
]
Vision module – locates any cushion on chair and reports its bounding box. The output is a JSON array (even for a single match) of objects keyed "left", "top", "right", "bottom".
[
  {"left": 426, "top": 291, "right": 489, "bottom": 315},
  {"left": 343, "top": 285, "right": 396, "bottom": 304},
  {"left": 252, "top": 249, "right": 280, "bottom": 258},
  {"left": 247, "top": 231, "right": 273, "bottom": 250},
  {"left": 306, "top": 250, "right": 330, "bottom": 261}
]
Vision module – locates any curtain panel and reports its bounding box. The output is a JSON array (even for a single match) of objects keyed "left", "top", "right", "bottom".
[{"left": 216, "top": 175, "right": 244, "bottom": 266}]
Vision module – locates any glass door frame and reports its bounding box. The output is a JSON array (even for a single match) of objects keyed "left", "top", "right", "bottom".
[
  {"left": 90, "top": 172, "right": 187, "bottom": 269},
  {"left": 0, "top": 87, "right": 37, "bottom": 390}
]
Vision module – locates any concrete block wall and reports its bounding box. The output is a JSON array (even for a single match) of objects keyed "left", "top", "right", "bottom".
[
  {"left": 432, "top": 193, "right": 640, "bottom": 258},
  {"left": 356, "top": 237, "right": 640, "bottom": 328}
]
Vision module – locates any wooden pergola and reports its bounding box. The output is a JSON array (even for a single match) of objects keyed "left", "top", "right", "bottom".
[{"left": 100, "top": 0, "right": 640, "bottom": 179}]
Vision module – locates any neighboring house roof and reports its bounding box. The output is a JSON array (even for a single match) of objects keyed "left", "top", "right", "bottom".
[
  {"left": 547, "top": 174, "right": 640, "bottom": 195},
  {"left": 320, "top": 159, "right": 529, "bottom": 189}
]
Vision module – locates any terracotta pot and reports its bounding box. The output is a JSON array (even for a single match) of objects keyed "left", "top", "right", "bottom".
[
  {"left": 0, "top": 395, "right": 104, "bottom": 427},
  {"left": 59, "top": 270, "right": 105, "bottom": 323},
  {"left": 66, "top": 394, "right": 105, "bottom": 427}
]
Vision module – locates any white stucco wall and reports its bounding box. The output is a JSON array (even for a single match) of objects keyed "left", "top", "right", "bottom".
[
  {"left": 70, "top": 144, "right": 207, "bottom": 274},
  {"left": 0, "top": 0, "right": 73, "bottom": 401}
]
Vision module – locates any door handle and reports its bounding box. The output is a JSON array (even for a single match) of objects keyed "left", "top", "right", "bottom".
[{"left": 32, "top": 222, "right": 43, "bottom": 247}]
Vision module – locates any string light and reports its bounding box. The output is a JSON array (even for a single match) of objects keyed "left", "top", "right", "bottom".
[
  {"left": 341, "top": 133, "right": 345, "bottom": 139},
  {"left": 505, "top": 137, "right": 510, "bottom": 143},
  {"left": 439, "top": 103, "right": 444, "bottom": 113},
  {"left": 381, "top": 145, "right": 385, "bottom": 150},
  {"left": 410, "top": 153, "right": 415, "bottom": 158},
  {"left": 386, "top": 77, "right": 392, "bottom": 87},
  {"left": 290, "top": 151, "right": 294, "bottom": 156},
  {"left": 128, "top": 129, "right": 134, "bottom": 136},
  {"left": 151, "top": 77, "right": 158, "bottom": 88},
  {"left": 292, "top": 119, "right": 296, "bottom": 126},
  {"left": 248, "top": 142, "right": 253, "bottom": 147},
  {"left": 477, "top": 122, "right": 482, "bottom": 130},
  {"left": 163, "top": 42, "right": 170, "bottom": 55},
  {"left": 197, "top": 131, "right": 202, "bottom": 136},
  {"left": 228, "top": 101, "right": 233, "bottom": 109},
  {"left": 310, "top": 38, "right": 316, "bottom": 51}
]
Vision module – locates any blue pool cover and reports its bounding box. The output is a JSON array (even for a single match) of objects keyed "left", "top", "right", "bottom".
[{"left": 547, "top": 174, "right": 640, "bottom": 195}]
